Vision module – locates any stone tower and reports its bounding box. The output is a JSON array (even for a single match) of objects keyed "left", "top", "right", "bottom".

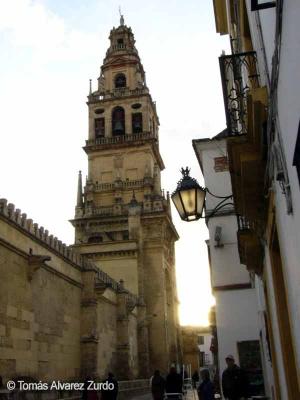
[{"left": 71, "top": 17, "right": 181, "bottom": 374}]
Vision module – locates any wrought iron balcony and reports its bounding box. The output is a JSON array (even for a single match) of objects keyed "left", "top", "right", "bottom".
[{"left": 219, "top": 51, "right": 260, "bottom": 136}]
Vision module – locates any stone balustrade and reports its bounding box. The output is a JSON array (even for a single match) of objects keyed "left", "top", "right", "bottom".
[
  {"left": 90, "top": 196, "right": 168, "bottom": 218},
  {"left": 88, "top": 86, "right": 148, "bottom": 102},
  {"left": 94, "top": 178, "right": 151, "bottom": 192},
  {"left": 85, "top": 131, "right": 157, "bottom": 148}
]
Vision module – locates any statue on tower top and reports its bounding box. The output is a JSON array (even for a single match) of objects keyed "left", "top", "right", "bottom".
[{"left": 119, "top": 6, "right": 125, "bottom": 26}]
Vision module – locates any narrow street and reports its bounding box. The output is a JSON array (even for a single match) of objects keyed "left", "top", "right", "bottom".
[{"left": 130, "top": 390, "right": 198, "bottom": 400}]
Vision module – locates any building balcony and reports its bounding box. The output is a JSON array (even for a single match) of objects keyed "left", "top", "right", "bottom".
[
  {"left": 237, "top": 215, "right": 263, "bottom": 275},
  {"left": 72, "top": 193, "right": 170, "bottom": 222},
  {"left": 84, "top": 131, "right": 158, "bottom": 151},
  {"left": 93, "top": 178, "right": 153, "bottom": 193},
  {"left": 227, "top": 87, "right": 268, "bottom": 223},
  {"left": 105, "top": 43, "right": 139, "bottom": 56},
  {"left": 219, "top": 51, "right": 260, "bottom": 136},
  {"left": 88, "top": 86, "right": 149, "bottom": 103}
]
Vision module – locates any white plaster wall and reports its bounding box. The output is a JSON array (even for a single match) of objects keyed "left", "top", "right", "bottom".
[
  {"left": 199, "top": 142, "right": 233, "bottom": 211},
  {"left": 194, "top": 140, "right": 251, "bottom": 287},
  {"left": 247, "top": 0, "right": 300, "bottom": 379},
  {"left": 273, "top": 0, "right": 300, "bottom": 375},
  {"left": 208, "top": 215, "right": 251, "bottom": 287},
  {"left": 195, "top": 139, "right": 261, "bottom": 390},
  {"left": 245, "top": 0, "right": 276, "bottom": 87},
  {"left": 216, "top": 289, "right": 260, "bottom": 376}
]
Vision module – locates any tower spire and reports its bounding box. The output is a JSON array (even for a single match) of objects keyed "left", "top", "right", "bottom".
[{"left": 77, "top": 170, "right": 83, "bottom": 207}]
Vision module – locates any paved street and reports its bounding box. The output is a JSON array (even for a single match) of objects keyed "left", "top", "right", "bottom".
[{"left": 130, "top": 390, "right": 198, "bottom": 400}]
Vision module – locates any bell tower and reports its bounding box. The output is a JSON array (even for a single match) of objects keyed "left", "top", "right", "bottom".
[{"left": 71, "top": 16, "right": 181, "bottom": 374}]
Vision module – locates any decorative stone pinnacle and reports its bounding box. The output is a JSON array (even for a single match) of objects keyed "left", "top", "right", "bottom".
[
  {"left": 77, "top": 170, "right": 83, "bottom": 208},
  {"left": 129, "top": 190, "right": 138, "bottom": 207}
]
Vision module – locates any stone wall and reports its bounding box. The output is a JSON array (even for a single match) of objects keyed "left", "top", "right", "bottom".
[{"left": 0, "top": 199, "right": 141, "bottom": 382}]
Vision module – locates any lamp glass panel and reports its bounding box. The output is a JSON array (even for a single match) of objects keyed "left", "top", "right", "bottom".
[
  {"left": 171, "top": 191, "right": 185, "bottom": 219},
  {"left": 196, "top": 187, "right": 206, "bottom": 216},
  {"left": 180, "top": 188, "right": 197, "bottom": 216}
]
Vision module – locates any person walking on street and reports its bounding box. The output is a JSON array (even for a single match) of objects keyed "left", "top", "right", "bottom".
[
  {"left": 192, "top": 370, "right": 200, "bottom": 389},
  {"left": 165, "top": 366, "right": 183, "bottom": 399},
  {"left": 150, "top": 370, "right": 165, "bottom": 400},
  {"left": 222, "top": 355, "right": 249, "bottom": 400},
  {"left": 82, "top": 376, "right": 98, "bottom": 400},
  {"left": 100, "top": 372, "right": 118, "bottom": 400},
  {"left": 197, "top": 369, "right": 214, "bottom": 400}
]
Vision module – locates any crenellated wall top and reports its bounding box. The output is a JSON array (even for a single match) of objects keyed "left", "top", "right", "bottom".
[{"left": 0, "top": 197, "right": 140, "bottom": 299}]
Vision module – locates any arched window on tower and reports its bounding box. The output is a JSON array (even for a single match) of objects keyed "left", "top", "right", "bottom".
[
  {"left": 132, "top": 112, "right": 143, "bottom": 134},
  {"left": 112, "top": 106, "right": 125, "bottom": 136},
  {"left": 114, "top": 73, "right": 126, "bottom": 88}
]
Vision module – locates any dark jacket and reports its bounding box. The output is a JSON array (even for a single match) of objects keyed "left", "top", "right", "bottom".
[
  {"left": 222, "top": 365, "right": 248, "bottom": 400},
  {"left": 197, "top": 379, "right": 214, "bottom": 400},
  {"left": 151, "top": 375, "right": 165, "bottom": 400},
  {"left": 165, "top": 371, "right": 183, "bottom": 398},
  {"left": 101, "top": 377, "right": 118, "bottom": 400}
]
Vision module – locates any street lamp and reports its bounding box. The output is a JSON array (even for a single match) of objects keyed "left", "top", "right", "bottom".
[{"left": 171, "top": 167, "right": 233, "bottom": 222}]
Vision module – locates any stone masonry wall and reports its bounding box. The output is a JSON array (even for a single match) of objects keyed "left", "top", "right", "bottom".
[
  {"left": 0, "top": 233, "right": 82, "bottom": 381},
  {"left": 0, "top": 199, "right": 141, "bottom": 382}
]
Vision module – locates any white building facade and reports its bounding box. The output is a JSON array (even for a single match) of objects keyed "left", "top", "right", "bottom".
[
  {"left": 209, "top": 1, "right": 300, "bottom": 398},
  {"left": 193, "top": 136, "right": 266, "bottom": 397}
]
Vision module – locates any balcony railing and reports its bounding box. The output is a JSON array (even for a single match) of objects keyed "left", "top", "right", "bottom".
[
  {"left": 94, "top": 179, "right": 149, "bottom": 192},
  {"left": 219, "top": 51, "right": 260, "bottom": 136},
  {"left": 89, "top": 87, "right": 148, "bottom": 102},
  {"left": 85, "top": 131, "right": 157, "bottom": 148}
]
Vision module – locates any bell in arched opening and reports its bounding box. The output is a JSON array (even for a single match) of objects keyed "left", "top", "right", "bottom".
[
  {"left": 132, "top": 112, "right": 143, "bottom": 134},
  {"left": 112, "top": 106, "right": 125, "bottom": 136},
  {"left": 114, "top": 73, "right": 126, "bottom": 88}
]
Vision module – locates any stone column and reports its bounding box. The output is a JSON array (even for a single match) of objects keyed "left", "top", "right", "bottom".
[
  {"left": 81, "top": 268, "right": 99, "bottom": 378},
  {"left": 115, "top": 282, "right": 131, "bottom": 379},
  {"left": 137, "top": 303, "right": 150, "bottom": 378}
]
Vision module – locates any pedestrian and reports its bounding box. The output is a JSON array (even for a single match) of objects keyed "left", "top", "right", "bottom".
[
  {"left": 165, "top": 366, "right": 183, "bottom": 399},
  {"left": 192, "top": 370, "right": 200, "bottom": 389},
  {"left": 150, "top": 370, "right": 165, "bottom": 400},
  {"left": 222, "top": 355, "right": 249, "bottom": 400},
  {"left": 82, "top": 376, "right": 98, "bottom": 400},
  {"left": 197, "top": 369, "right": 214, "bottom": 400},
  {"left": 100, "top": 372, "right": 118, "bottom": 400}
]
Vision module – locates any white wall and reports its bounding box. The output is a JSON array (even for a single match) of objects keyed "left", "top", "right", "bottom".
[
  {"left": 208, "top": 215, "right": 251, "bottom": 287},
  {"left": 194, "top": 139, "right": 262, "bottom": 389},
  {"left": 216, "top": 289, "right": 260, "bottom": 374},
  {"left": 273, "top": 0, "right": 300, "bottom": 372},
  {"left": 247, "top": 0, "right": 300, "bottom": 384}
]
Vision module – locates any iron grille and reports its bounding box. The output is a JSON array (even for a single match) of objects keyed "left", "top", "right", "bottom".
[{"left": 219, "top": 52, "right": 260, "bottom": 136}]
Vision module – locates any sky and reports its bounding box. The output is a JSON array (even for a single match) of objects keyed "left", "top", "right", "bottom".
[{"left": 0, "top": 0, "right": 230, "bottom": 326}]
